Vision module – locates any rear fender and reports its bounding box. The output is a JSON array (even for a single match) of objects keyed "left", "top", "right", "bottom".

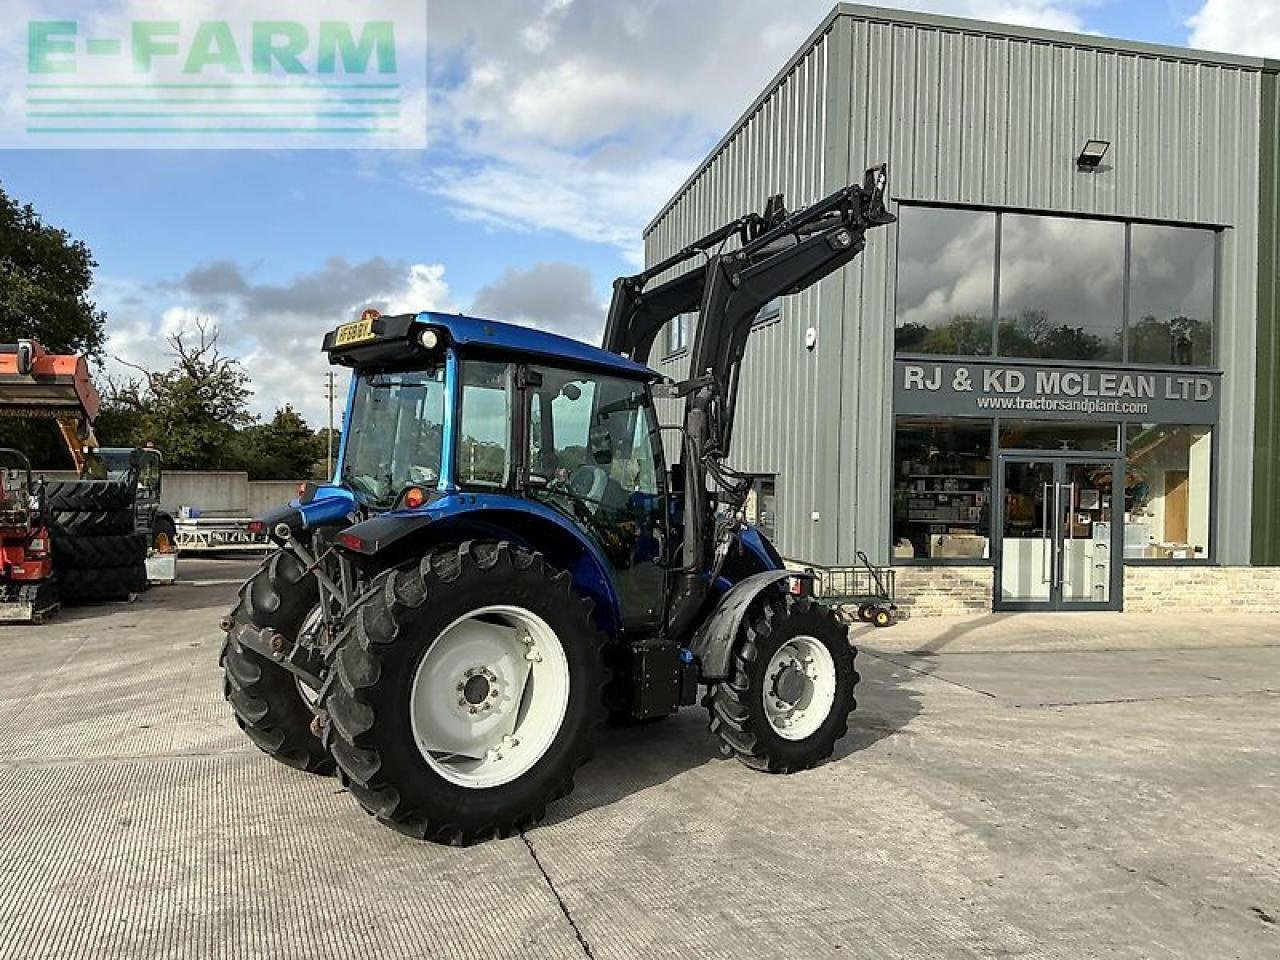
[
  {"left": 690, "top": 570, "right": 814, "bottom": 681},
  {"left": 336, "top": 494, "right": 623, "bottom": 635}
]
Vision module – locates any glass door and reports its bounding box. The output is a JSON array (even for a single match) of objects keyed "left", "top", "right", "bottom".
[
  {"left": 997, "top": 456, "right": 1121, "bottom": 610},
  {"left": 999, "top": 459, "right": 1056, "bottom": 604},
  {"left": 1057, "top": 461, "right": 1116, "bottom": 606}
]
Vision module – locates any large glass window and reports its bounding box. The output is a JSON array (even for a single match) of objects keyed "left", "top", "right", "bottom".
[
  {"left": 1124, "top": 424, "right": 1212, "bottom": 560},
  {"left": 458, "top": 361, "right": 510, "bottom": 487},
  {"left": 895, "top": 207, "right": 1217, "bottom": 366},
  {"left": 892, "top": 417, "right": 992, "bottom": 561},
  {"left": 997, "top": 214, "right": 1124, "bottom": 361},
  {"left": 895, "top": 207, "right": 996, "bottom": 355},
  {"left": 342, "top": 367, "right": 447, "bottom": 508},
  {"left": 1128, "top": 225, "right": 1215, "bottom": 366}
]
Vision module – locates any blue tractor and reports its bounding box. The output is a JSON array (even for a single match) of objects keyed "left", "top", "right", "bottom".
[{"left": 221, "top": 167, "right": 895, "bottom": 844}]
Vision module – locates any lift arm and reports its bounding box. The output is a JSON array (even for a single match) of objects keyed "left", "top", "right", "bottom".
[{"left": 603, "top": 165, "right": 895, "bottom": 641}]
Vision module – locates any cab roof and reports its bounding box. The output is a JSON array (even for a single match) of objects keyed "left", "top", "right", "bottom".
[{"left": 324, "top": 311, "right": 659, "bottom": 381}]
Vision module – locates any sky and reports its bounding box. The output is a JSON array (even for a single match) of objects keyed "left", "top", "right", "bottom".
[{"left": 1, "top": 0, "right": 1276, "bottom": 428}]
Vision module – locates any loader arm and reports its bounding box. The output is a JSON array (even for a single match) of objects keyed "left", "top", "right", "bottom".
[{"left": 603, "top": 165, "right": 895, "bottom": 642}]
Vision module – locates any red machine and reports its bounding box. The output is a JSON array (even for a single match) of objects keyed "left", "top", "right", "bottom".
[
  {"left": 0, "top": 339, "right": 101, "bottom": 472},
  {"left": 0, "top": 449, "right": 57, "bottom": 624}
]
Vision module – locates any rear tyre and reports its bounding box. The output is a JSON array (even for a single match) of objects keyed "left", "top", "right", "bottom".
[
  {"left": 220, "top": 550, "right": 333, "bottom": 775},
  {"left": 856, "top": 603, "right": 875, "bottom": 623},
  {"left": 44, "top": 480, "right": 133, "bottom": 512},
  {"left": 47, "top": 509, "right": 134, "bottom": 538},
  {"left": 322, "top": 541, "right": 607, "bottom": 845},
  {"left": 705, "top": 593, "right": 858, "bottom": 773},
  {"left": 58, "top": 565, "right": 147, "bottom": 601},
  {"left": 52, "top": 533, "right": 149, "bottom": 570}
]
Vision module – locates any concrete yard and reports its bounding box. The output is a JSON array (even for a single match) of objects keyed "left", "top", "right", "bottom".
[{"left": 1, "top": 557, "right": 1277, "bottom": 960}]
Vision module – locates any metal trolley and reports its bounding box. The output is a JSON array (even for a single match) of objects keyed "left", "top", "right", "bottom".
[{"left": 821, "top": 550, "right": 897, "bottom": 627}]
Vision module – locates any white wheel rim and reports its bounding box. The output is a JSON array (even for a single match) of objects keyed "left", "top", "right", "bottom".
[
  {"left": 762, "top": 635, "right": 837, "bottom": 741},
  {"left": 409, "top": 605, "right": 570, "bottom": 789}
]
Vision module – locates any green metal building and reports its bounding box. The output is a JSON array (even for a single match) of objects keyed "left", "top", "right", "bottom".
[{"left": 647, "top": 3, "right": 1280, "bottom": 613}]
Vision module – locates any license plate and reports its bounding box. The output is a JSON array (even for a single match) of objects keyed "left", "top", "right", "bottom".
[{"left": 334, "top": 318, "right": 375, "bottom": 346}]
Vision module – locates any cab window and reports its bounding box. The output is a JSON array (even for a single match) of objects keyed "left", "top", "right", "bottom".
[{"left": 458, "top": 361, "right": 512, "bottom": 488}]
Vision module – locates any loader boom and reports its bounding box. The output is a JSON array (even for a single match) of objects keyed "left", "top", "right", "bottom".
[{"left": 603, "top": 165, "right": 895, "bottom": 639}]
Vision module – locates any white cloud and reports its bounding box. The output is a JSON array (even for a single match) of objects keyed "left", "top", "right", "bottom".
[
  {"left": 96, "top": 258, "right": 455, "bottom": 428},
  {"left": 1187, "top": 0, "right": 1280, "bottom": 56},
  {"left": 470, "top": 261, "right": 605, "bottom": 343},
  {"left": 416, "top": 0, "right": 1093, "bottom": 256}
]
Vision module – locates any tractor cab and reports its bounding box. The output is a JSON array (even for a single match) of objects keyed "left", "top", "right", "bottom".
[{"left": 322, "top": 310, "right": 671, "bottom": 632}]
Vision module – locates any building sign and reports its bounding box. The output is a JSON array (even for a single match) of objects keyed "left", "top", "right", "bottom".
[{"left": 894, "top": 359, "right": 1221, "bottom": 423}]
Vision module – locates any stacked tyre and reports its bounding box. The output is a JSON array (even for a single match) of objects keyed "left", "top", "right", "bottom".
[{"left": 46, "top": 480, "right": 148, "bottom": 602}]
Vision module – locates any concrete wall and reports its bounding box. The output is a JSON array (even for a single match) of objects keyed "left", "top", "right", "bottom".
[
  {"left": 646, "top": 3, "right": 1270, "bottom": 568},
  {"left": 39, "top": 470, "right": 302, "bottom": 518},
  {"left": 161, "top": 472, "right": 249, "bottom": 514},
  {"left": 164, "top": 473, "right": 302, "bottom": 517},
  {"left": 247, "top": 481, "right": 303, "bottom": 518}
]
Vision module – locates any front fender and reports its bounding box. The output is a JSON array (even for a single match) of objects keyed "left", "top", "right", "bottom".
[
  {"left": 690, "top": 570, "right": 813, "bottom": 681},
  {"left": 336, "top": 493, "right": 624, "bottom": 635}
]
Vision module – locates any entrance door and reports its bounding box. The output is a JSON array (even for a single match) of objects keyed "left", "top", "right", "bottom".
[{"left": 996, "top": 455, "right": 1122, "bottom": 610}]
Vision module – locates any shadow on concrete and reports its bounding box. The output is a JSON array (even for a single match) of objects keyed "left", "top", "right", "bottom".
[
  {"left": 858, "top": 612, "right": 1009, "bottom": 656},
  {"left": 546, "top": 635, "right": 926, "bottom": 824}
]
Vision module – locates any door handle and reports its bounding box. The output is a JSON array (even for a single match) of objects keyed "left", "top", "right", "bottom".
[
  {"left": 1040, "top": 482, "right": 1052, "bottom": 584},
  {"left": 1060, "top": 482, "right": 1076, "bottom": 588}
]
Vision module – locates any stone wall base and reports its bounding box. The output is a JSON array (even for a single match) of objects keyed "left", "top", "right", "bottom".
[
  {"left": 816, "top": 564, "right": 1280, "bottom": 618},
  {"left": 1123, "top": 566, "right": 1280, "bottom": 613}
]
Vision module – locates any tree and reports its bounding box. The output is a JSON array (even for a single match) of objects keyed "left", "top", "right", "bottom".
[
  {"left": 232, "top": 405, "right": 326, "bottom": 481},
  {"left": 0, "top": 183, "right": 106, "bottom": 355},
  {"left": 0, "top": 183, "right": 109, "bottom": 467},
  {"left": 113, "top": 321, "right": 255, "bottom": 470}
]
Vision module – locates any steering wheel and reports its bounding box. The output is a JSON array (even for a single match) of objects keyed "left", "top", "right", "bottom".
[{"left": 568, "top": 465, "right": 608, "bottom": 505}]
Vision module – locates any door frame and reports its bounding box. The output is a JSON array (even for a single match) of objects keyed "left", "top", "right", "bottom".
[{"left": 993, "top": 451, "right": 1125, "bottom": 612}]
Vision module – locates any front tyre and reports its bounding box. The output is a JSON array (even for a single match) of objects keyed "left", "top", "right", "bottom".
[
  {"left": 220, "top": 550, "right": 334, "bottom": 775},
  {"left": 322, "top": 541, "right": 607, "bottom": 845},
  {"left": 705, "top": 594, "right": 858, "bottom": 773}
]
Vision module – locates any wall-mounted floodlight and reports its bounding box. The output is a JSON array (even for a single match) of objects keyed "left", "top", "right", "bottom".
[{"left": 1076, "top": 139, "right": 1111, "bottom": 169}]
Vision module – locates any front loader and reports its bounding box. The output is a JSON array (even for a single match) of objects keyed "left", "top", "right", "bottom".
[{"left": 220, "top": 166, "right": 895, "bottom": 843}]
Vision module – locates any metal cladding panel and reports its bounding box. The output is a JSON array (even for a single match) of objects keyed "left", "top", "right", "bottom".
[
  {"left": 647, "top": 6, "right": 1267, "bottom": 566},
  {"left": 645, "top": 25, "right": 840, "bottom": 563}
]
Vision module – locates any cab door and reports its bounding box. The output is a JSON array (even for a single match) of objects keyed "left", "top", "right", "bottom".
[{"left": 523, "top": 367, "right": 668, "bottom": 631}]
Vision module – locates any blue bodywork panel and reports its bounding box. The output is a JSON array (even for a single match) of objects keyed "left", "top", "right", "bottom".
[
  {"left": 297, "top": 485, "right": 358, "bottom": 529},
  {"left": 419, "top": 312, "right": 658, "bottom": 381},
  {"left": 737, "top": 525, "right": 785, "bottom": 573},
  {"left": 343, "top": 492, "right": 625, "bottom": 634}
]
